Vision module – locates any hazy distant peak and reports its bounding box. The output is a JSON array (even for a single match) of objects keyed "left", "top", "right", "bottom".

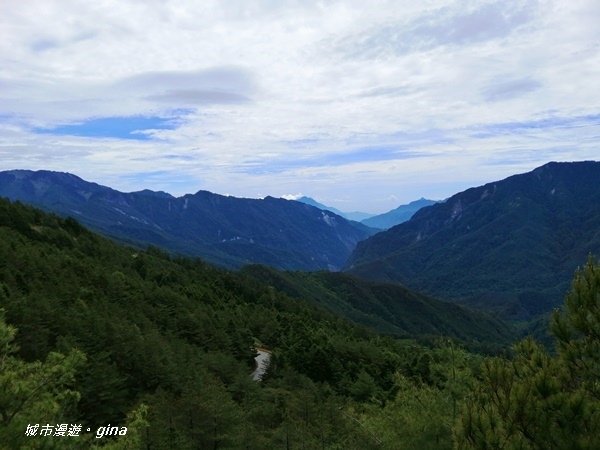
[
  {"left": 295, "top": 196, "right": 375, "bottom": 222},
  {"left": 361, "top": 198, "right": 437, "bottom": 229}
]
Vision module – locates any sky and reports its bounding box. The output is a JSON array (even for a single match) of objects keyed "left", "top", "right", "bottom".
[{"left": 1, "top": 0, "right": 599, "bottom": 213}]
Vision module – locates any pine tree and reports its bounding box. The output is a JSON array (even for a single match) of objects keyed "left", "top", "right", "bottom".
[
  {"left": 454, "top": 258, "right": 600, "bottom": 449},
  {"left": 0, "top": 310, "right": 85, "bottom": 449}
]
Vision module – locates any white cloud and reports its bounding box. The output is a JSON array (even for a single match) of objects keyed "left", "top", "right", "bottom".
[
  {"left": 0, "top": 0, "right": 599, "bottom": 212},
  {"left": 281, "top": 193, "right": 304, "bottom": 200}
]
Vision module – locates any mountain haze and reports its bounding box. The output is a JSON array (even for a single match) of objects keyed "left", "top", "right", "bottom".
[
  {"left": 346, "top": 161, "right": 600, "bottom": 319},
  {"left": 297, "top": 196, "right": 375, "bottom": 222},
  {"left": 362, "top": 198, "right": 438, "bottom": 229},
  {"left": 0, "top": 170, "right": 374, "bottom": 270}
]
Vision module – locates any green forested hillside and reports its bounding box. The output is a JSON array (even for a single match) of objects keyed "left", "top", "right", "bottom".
[
  {"left": 2, "top": 197, "right": 599, "bottom": 449},
  {"left": 0, "top": 198, "right": 482, "bottom": 448},
  {"left": 243, "top": 265, "right": 513, "bottom": 350},
  {"left": 347, "top": 161, "right": 600, "bottom": 320}
]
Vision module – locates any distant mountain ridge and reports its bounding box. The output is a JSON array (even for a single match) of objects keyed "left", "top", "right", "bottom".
[
  {"left": 297, "top": 195, "right": 437, "bottom": 228},
  {"left": 0, "top": 170, "right": 375, "bottom": 270},
  {"left": 346, "top": 161, "right": 600, "bottom": 319},
  {"left": 296, "top": 196, "right": 375, "bottom": 222},
  {"left": 362, "top": 198, "right": 438, "bottom": 229}
]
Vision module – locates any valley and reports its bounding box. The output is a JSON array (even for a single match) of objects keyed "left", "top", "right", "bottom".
[
  {"left": 3, "top": 2, "right": 598, "bottom": 447},
  {"left": 1, "top": 161, "right": 599, "bottom": 449}
]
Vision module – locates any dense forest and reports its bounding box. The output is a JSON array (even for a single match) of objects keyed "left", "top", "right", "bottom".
[
  {"left": 1, "top": 197, "right": 599, "bottom": 449},
  {"left": 242, "top": 265, "right": 512, "bottom": 351},
  {"left": 347, "top": 161, "right": 600, "bottom": 322}
]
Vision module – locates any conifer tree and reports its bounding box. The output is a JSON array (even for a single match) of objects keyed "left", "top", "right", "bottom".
[
  {"left": 455, "top": 258, "right": 600, "bottom": 449},
  {"left": 0, "top": 310, "right": 85, "bottom": 449}
]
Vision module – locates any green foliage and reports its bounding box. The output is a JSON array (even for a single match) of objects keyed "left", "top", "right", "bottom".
[
  {"left": 0, "top": 197, "right": 440, "bottom": 448},
  {"left": 92, "top": 404, "right": 149, "bottom": 450},
  {"left": 0, "top": 310, "right": 85, "bottom": 450},
  {"left": 357, "top": 342, "right": 482, "bottom": 450},
  {"left": 244, "top": 265, "right": 514, "bottom": 350},
  {"left": 11, "top": 196, "right": 587, "bottom": 449},
  {"left": 551, "top": 256, "right": 600, "bottom": 395},
  {"left": 455, "top": 258, "right": 600, "bottom": 449}
]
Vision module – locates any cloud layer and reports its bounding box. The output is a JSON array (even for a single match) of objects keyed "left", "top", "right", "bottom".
[{"left": 1, "top": 0, "right": 598, "bottom": 212}]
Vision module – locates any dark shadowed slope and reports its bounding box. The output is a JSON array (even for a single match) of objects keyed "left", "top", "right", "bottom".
[
  {"left": 346, "top": 161, "right": 600, "bottom": 319},
  {"left": 243, "top": 265, "right": 514, "bottom": 349},
  {"left": 0, "top": 169, "right": 374, "bottom": 270}
]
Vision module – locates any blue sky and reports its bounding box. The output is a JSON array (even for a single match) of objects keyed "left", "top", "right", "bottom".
[
  {"left": 0, "top": 0, "right": 598, "bottom": 213},
  {"left": 34, "top": 116, "right": 179, "bottom": 140}
]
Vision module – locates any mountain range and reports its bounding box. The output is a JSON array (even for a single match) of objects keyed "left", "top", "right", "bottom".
[
  {"left": 296, "top": 196, "right": 375, "bottom": 222},
  {"left": 0, "top": 163, "right": 595, "bottom": 448},
  {"left": 346, "top": 161, "right": 600, "bottom": 319},
  {"left": 0, "top": 170, "right": 375, "bottom": 271},
  {"left": 3, "top": 161, "right": 599, "bottom": 322},
  {"left": 361, "top": 198, "right": 438, "bottom": 229},
  {"left": 297, "top": 196, "right": 437, "bottom": 229}
]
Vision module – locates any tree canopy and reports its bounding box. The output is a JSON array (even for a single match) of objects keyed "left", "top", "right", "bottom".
[{"left": 455, "top": 258, "right": 600, "bottom": 449}]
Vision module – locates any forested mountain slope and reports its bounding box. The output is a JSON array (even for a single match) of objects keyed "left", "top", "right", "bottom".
[
  {"left": 346, "top": 161, "right": 600, "bottom": 319},
  {"left": 0, "top": 169, "right": 373, "bottom": 271},
  {"left": 243, "top": 265, "right": 513, "bottom": 349},
  {"left": 0, "top": 197, "right": 486, "bottom": 448},
  {"left": 1, "top": 196, "right": 598, "bottom": 449}
]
